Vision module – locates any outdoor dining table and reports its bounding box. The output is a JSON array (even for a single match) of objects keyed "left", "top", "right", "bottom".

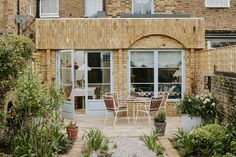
[{"left": 120, "top": 96, "right": 151, "bottom": 125}]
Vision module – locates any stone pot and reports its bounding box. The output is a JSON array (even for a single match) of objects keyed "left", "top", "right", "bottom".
[
  {"left": 66, "top": 126, "right": 79, "bottom": 140},
  {"left": 181, "top": 114, "right": 202, "bottom": 132},
  {"left": 154, "top": 121, "right": 166, "bottom": 136}
]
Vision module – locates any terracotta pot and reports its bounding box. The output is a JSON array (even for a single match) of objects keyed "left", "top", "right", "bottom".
[{"left": 66, "top": 126, "right": 79, "bottom": 140}]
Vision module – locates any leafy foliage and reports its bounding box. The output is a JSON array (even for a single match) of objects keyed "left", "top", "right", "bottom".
[
  {"left": 172, "top": 124, "right": 236, "bottom": 157},
  {"left": 3, "top": 69, "right": 69, "bottom": 156},
  {"left": 139, "top": 131, "right": 163, "bottom": 156},
  {"left": 0, "top": 35, "right": 34, "bottom": 108},
  {"left": 177, "top": 94, "right": 218, "bottom": 123},
  {"left": 154, "top": 109, "right": 166, "bottom": 123},
  {"left": 82, "top": 128, "right": 113, "bottom": 156},
  {"left": 82, "top": 128, "right": 108, "bottom": 152}
]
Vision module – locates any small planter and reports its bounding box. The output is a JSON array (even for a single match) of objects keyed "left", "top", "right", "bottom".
[
  {"left": 66, "top": 125, "right": 79, "bottom": 140},
  {"left": 181, "top": 114, "right": 202, "bottom": 132},
  {"left": 154, "top": 122, "right": 166, "bottom": 136}
]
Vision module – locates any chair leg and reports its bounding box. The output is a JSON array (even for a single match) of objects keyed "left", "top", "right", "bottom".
[
  {"left": 147, "top": 112, "right": 151, "bottom": 128},
  {"left": 126, "top": 110, "right": 130, "bottom": 125},
  {"left": 135, "top": 111, "right": 139, "bottom": 125},
  {"left": 113, "top": 111, "right": 118, "bottom": 126},
  {"left": 104, "top": 111, "right": 108, "bottom": 124}
]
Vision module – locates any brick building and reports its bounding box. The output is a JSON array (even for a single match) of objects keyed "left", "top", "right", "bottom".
[{"left": 1, "top": 0, "right": 236, "bottom": 117}]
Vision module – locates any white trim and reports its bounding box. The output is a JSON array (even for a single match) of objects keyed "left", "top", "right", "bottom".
[
  {"left": 181, "top": 50, "right": 185, "bottom": 100},
  {"left": 40, "top": 0, "right": 59, "bottom": 18},
  {"left": 29, "top": 0, "right": 33, "bottom": 16},
  {"left": 205, "top": 0, "right": 230, "bottom": 8}
]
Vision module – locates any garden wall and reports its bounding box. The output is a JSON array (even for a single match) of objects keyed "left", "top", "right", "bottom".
[
  {"left": 195, "top": 45, "right": 236, "bottom": 94},
  {"left": 211, "top": 71, "right": 236, "bottom": 112}
]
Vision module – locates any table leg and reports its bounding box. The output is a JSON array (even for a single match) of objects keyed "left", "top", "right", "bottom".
[{"left": 133, "top": 102, "right": 135, "bottom": 125}]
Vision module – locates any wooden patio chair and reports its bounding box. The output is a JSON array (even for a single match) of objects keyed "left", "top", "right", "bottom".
[
  {"left": 103, "top": 95, "right": 129, "bottom": 126},
  {"left": 135, "top": 95, "right": 164, "bottom": 127}
]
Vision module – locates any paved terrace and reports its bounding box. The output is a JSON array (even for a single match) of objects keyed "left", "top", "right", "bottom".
[{"left": 61, "top": 115, "right": 181, "bottom": 157}]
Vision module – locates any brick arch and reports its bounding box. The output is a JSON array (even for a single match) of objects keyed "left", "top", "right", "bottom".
[{"left": 128, "top": 34, "right": 186, "bottom": 49}]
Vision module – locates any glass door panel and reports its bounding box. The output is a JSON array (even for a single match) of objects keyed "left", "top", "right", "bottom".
[{"left": 57, "top": 50, "right": 74, "bottom": 119}]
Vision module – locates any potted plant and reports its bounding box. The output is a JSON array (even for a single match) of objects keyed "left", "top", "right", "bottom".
[
  {"left": 177, "top": 94, "right": 202, "bottom": 132},
  {"left": 66, "top": 121, "right": 79, "bottom": 140},
  {"left": 154, "top": 109, "right": 166, "bottom": 136}
]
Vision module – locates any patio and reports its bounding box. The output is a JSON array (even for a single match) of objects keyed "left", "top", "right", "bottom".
[{"left": 62, "top": 114, "right": 181, "bottom": 157}]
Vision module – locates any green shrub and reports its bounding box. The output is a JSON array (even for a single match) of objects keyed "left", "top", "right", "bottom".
[
  {"left": 0, "top": 35, "right": 34, "bottom": 108},
  {"left": 177, "top": 94, "right": 218, "bottom": 123},
  {"left": 140, "top": 131, "right": 163, "bottom": 156},
  {"left": 172, "top": 129, "right": 195, "bottom": 156},
  {"left": 154, "top": 109, "right": 166, "bottom": 123},
  {"left": 82, "top": 128, "right": 109, "bottom": 153},
  {"left": 172, "top": 124, "right": 236, "bottom": 157},
  {"left": 3, "top": 69, "right": 68, "bottom": 156}
]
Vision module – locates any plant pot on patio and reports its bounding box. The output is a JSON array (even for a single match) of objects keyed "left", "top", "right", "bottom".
[
  {"left": 66, "top": 121, "right": 79, "bottom": 140},
  {"left": 154, "top": 110, "right": 166, "bottom": 136},
  {"left": 181, "top": 114, "right": 202, "bottom": 132}
]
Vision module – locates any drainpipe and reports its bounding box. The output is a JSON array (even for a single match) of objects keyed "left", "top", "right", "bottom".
[
  {"left": 17, "top": 0, "right": 20, "bottom": 35},
  {"left": 103, "top": 0, "right": 106, "bottom": 13},
  {"left": 36, "top": 0, "right": 40, "bottom": 18}
]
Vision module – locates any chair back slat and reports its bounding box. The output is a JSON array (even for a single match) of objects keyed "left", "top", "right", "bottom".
[
  {"left": 150, "top": 96, "right": 163, "bottom": 111},
  {"left": 103, "top": 95, "right": 116, "bottom": 111},
  {"left": 105, "top": 92, "right": 119, "bottom": 106}
]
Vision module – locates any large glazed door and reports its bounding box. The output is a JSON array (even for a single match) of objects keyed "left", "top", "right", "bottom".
[{"left": 57, "top": 50, "right": 75, "bottom": 119}]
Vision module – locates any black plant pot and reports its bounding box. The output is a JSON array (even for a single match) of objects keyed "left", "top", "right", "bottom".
[{"left": 154, "top": 122, "right": 166, "bottom": 136}]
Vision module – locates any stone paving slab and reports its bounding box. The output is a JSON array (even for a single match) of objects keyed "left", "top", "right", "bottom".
[{"left": 61, "top": 115, "right": 181, "bottom": 157}]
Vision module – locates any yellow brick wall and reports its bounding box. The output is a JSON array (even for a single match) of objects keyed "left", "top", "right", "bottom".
[
  {"left": 0, "top": 0, "right": 35, "bottom": 40},
  {"left": 60, "top": 0, "right": 84, "bottom": 18}
]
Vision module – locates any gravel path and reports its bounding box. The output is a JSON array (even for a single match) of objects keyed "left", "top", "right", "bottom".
[{"left": 109, "top": 137, "right": 157, "bottom": 157}]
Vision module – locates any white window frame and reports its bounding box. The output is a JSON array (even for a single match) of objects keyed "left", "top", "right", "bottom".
[
  {"left": 132, "top": 0, "right": 154, "bottom": 14},
  {"left": 84, "top": 0, "right": 103, "bottom": 17},
  {"left": 29, "top": 0, "right": 33, "bottom": 16},
  {"left": 205, "top": 0, "right": 230, "bottom": 8},
  {"left": 86, "top": 51, "right": 114, "bottom": 101},
  {"left": 128, "top": 50, "right": 185, "bottom": 102},
  {"left": 40, "top": 0, "right": 59, "bottom": 18}
]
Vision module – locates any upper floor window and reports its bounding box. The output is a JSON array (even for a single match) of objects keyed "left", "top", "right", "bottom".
[
  {"left": 206, "top": 0, "right": 230, "bottom": 8},
  {"left": 132, "top": 0, "right": 154, "bottom": 14},
  {"left": 85, "top": 0, "right": 103, "bottom": 17},
  {"left": 40, "top": 0, "right": 59, "bottom": 18}
]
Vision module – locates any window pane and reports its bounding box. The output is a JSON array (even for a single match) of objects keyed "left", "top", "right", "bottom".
[
  {"left": 158, "top": 68, "right": 181, "bottom": 83},
  {"left": 88, "top": 52, "right": 110, "bottom": 67},
  {"left": 133, "top": 0, "right": 152, "bottom": 14},
  {"left": 158, "top": 51, "right": 182, "bottom": 99},
  {"left": 131, "top": 51, "right": 154, "bottom": 67},
  {"left": 131, "top": 68, "right": 154, "bottom": 83},
  {"left": 158, "top": 51, "right": 181, "bottom": 68},
  {"left": 88, "top": 69, "right": 110, "bottom": 83},
  {"left": 88, "top": 85, "right": 110, "bottom": 99},
  {"left": 158, "top": 83, "right": 181, "bottom": 99},
  {"left": 60, "top": 53, "right": 71, "bottom": 68},
  {"left": 41, "top": 0, "right": 57, "bottom": 13},
  {"left": 131, "top": 84, "right": 154, "bottom": 97},
  {"left": 85, "top": 0, "right": 103, "bottom": 16},
  {"left": 60, "top": 69, "right": 71, "bottom": 85}
]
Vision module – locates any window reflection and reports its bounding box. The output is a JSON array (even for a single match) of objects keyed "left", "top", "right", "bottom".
[
  {"left": 87, "top": 52, "right": 111, "bottom": 99},
  {"left": 158, "top": 51, "right": 182, "bottom": 99}
]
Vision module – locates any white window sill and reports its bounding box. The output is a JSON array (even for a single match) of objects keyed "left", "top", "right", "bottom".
[
  {"left": 206, "top": 6, "right": 230, "bottom": 8},
  {"left": 40, "top": 14, "right": 59, "bottom": 18}
]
